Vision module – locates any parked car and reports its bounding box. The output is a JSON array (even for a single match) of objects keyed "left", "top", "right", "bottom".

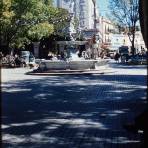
[
  {"left": 119, "top": 46, "right": 129, "bottom": 55},
  {"left": 127, "top": 54, "right": 147, "bottom": 65}
]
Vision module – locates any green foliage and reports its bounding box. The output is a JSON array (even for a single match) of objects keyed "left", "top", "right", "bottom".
[
  {"left": 0, "top": 0, "right": 55, "bottom": 49},
  {"left": 11, "top": 37, "right": 30, "bottom": 48},
  {"left": 73, "top": 17, "right": 79, "bottom": 30},
  {"left": 49, "top": 8, "right": 70, "bottom": 36},
  {"left": 28, "top": 22, "right": 54, "bottom": 41}
]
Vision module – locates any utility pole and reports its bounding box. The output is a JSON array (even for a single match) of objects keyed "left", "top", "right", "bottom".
[
  {"left": 93, "top": 0, "right": 97, "bottom": 30},
  {"left": 92, "top": 0, "right": 97, "bottom": 43}
]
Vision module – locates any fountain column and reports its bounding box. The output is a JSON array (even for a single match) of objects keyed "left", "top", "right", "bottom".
[
  {"left": 68, "top": 0, "right": 75, "bottom": 41},
  {"left": 33, "top": 42, "right": 40, "bottom": 58}
]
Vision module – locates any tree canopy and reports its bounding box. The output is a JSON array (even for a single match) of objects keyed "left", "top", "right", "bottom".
[{"left": 0, "top": 0, "right": 69, "bottom": 51}]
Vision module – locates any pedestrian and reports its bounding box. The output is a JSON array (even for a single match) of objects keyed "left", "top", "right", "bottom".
[
  {"left": 114, "top": 52, "right": 120, "bottom": 63},
  {"left": 14, "top": 54, "right": 21, "bottom": 67},
  {"left": 125, "top": 54, "right": 129, "bottom": 63}
]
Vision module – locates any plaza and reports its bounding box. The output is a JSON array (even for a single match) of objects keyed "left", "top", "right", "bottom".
[{"left": 1, "top": 61, "right": 147, "bottom": 148}]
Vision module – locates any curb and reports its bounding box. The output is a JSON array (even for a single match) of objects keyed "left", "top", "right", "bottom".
[{"left": 26, "top": 69, "right": 106, "bottom": 76}]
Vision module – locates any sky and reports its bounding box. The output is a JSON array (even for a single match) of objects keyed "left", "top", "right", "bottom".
[{"left": 96, "top": 0, "right": 110, "bottom": 17}]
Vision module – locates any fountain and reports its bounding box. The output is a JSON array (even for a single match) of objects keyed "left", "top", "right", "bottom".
[
  {"left": 33, "top": 0, "right": 109, "bottom": 73},
  {"left": 37, "top": 40, "right": 108, "bottom": 72}
]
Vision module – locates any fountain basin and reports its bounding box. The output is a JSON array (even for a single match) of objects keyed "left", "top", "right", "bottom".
[
  {"left": 39, "top": 60, "right": 67, "bottom": 70},
  {"left": 38, "top": 59, "right": 108, "bottom": 71},
  {"left": 69, "top": 60, "right": 96, "bottom": 70}
]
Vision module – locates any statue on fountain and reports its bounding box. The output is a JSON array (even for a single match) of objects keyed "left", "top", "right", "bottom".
[{"left": 68, "top": 0, "right": 75, "bottom": 41}]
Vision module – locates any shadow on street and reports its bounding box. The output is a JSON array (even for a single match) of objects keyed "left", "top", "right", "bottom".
[{"left": 2, "top": 73, "right": 147, "bottom": 148}]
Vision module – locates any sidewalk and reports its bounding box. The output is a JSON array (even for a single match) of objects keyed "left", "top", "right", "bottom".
[{"left": 1, "top": 61, "right": 147, "bottom": 148}]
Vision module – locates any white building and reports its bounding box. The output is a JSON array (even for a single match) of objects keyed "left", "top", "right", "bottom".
[
  {"left": 57, "top": 0, "right": 73, "bottom": 12},
  {"left": 111, "top": 34, "right": 131, "bottom": 50},
  {"left": 99, "top": 16, "right": 146, "bottom": 53},
  {"left": 134, "top": 31, "right": 146, "bottom": 51},
  {"left": 56, "top": 0, "right": 99, "bottom": 39},
  {"left": 77, "top": 0, "right": 95, "bottom": 30},
  {"left": 99, "top": 17, "right": 115, "bottom": 45},
  {"left": 111, "top": 32, "right": 146, "bottom": 53}
]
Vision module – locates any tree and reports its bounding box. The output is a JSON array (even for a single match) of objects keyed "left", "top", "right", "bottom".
[
  {"left": 0, "top": 0, "right": 54, "bottom": 51},
  {"left": 28, "top": 22, "right": 54, "bottom": 41},
  {"left": 50, "top": 8, "right": 69, "bottom": 37},
  {"left": 48, "top": 8, "right": 80, "bottom": 39},
  {"left": 109, "top": 0, "right": 139, "bottom": 55}
]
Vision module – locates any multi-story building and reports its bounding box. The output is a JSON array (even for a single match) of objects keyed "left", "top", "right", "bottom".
[
  {"left": 56, "top": 0, "right": 99, "bottom": 39},
  {"left": 57, "top": 0, "right": 73, "bottom": 12},
  {"left": 134, "top": 31, "right": 146, "bottom": 51},
  {"left": 78, "top": 0, "right": 95, "bottom": 29},
  {"left": 111, "top": 32, "right": 147, "bottom": 53},
  {"left": 111, "top": 34, "right": 131, "bottom": 51},
  {"left": 99, "top": 16, "right": 147, "bottom": 52},
  {"left": 99, "top": 17, "right": 115, "bottom": 46}
]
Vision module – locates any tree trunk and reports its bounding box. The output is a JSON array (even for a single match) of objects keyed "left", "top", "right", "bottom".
[
  {"left": 5, "top": 42, "right": 11, "bottom": 55},
  {"left": 139, "top": 0, "right": 148, "bottom": 48},
  {"left": 131, "top": 31, "right": 136, "bottom": 55},
  {"left": 5, "top": 35, "right": 12, "bottom": 54},
  {"left": 139, "top": 0, "right": 148, "bottom": 106}
]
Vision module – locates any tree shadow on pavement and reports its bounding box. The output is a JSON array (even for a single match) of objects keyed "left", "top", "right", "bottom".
[
  {"left": 108, "top": 62, "right": 147, "bottom": 70},
  {"left": 1, "top": 74, "right": 147, "bottom": 148}
]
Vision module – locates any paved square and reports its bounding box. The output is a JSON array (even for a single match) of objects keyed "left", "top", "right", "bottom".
[{"left": 1, "top": 61, "right": 147, "bottom": 148}]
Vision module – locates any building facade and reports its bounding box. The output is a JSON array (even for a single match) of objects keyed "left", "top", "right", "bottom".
[
  {"left": 111, "top": 34, "right": 131, "bottom": 51},
  {"left": 134, "top": 31, "right": 146, "bottom": 51},
  {"left": 56, "top": 0, "right": 99, "bottom": 39},
  {"left": 111, "top": 32, "right": 146, "bottom": 53},
  {"left": 77, "top": 0, "right": 95, "bottom": 30},
  {"left": 99, "top": 17, "right": 115, "bottom": 46},
  {"left": 57, "top": 0, "right": 73, "bottom": 12},
  {"left": 99, "top": 16, "right": 147, "bottom": 53}
]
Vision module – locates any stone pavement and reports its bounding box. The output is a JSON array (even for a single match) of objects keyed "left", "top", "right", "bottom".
[{"left": 1, "top": 61, "right": 147, "bottom": 148}]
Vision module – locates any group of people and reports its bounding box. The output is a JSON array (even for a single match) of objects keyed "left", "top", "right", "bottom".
[
  {"left": 114, "top": 50, "right": 147, "bottom": 64},
  {"left": 0, "top": 52, "right": 26, "bottom": 67},
  {"left": 46, "top": 49, "right": 104, "bottom": 61},
  {"left": 47, "top": 50, "right": 68, "bottom": 61}
]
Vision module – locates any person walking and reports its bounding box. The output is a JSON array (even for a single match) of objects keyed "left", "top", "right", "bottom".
[{"left": 114, "top": 52, "right": 120, "bottom": 63}]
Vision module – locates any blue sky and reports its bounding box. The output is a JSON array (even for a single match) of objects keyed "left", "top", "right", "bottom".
[{"left": 96, "top": 0, "right": 109, "bottom": 16}]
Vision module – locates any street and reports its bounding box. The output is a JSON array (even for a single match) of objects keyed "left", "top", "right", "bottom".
[{"left": 1, "top": 61, "right": 147, "bottom": 148}]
